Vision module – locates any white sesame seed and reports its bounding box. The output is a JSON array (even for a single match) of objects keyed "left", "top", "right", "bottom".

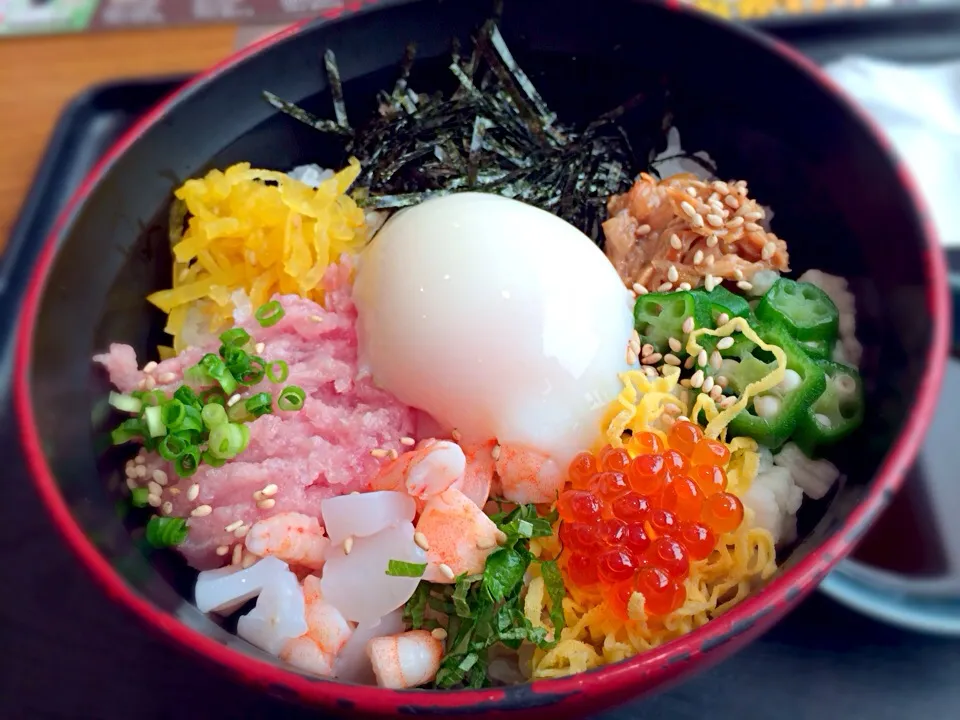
[
  {"left": 641, "top": 352, "right": 663, "bottom": 366},
  {"left": 158, "top": 372, "right": 176, "bottom": 384},
  {"left": 232, "top": 544, "right": 243, "bottom": 566},
  {"left": 491, "top": 444, "right": 502, "bottom": 461},
  {"left": 641, "top": 343, "right": 654, "bottom": 358},
  {"left": 187, "top": 484, "right": 200, "bottom": 501},
  {"left": 626, "top": 349, "right": 638, "bottom": 365},
  {"left": 216, "top": 545, "right": 230, "bottom": 557},
  {"left": 147, "top": 494, "right": 162, "bottom": 508},
  {"left": 637, "top": 224, "right": 651, "bottom": 236},
  {"left": 439, "top": 563, "right": 456, "bottom": 580},
  {"left": 152, "top": 469, "right": 168, "bottom": 486},
  {"left": 677, "top": 415, "right": 690, "bottom": 423},
  {"left": 706, "top": 254, "right": 716, "bottom": 266},
  {"left": 744, "top": 210, "right": 763, "bottom": 221},
  {"left": 143, "top": 376, "right": 156, "bottom": 390},
  {"left": 135, "top": 465, "right": 147, "bottom": 478},
  {"left": 161, "top": 502, "right": 174, "bottom": 516},
  {"left": 134, "top": 453, "right": 146, "bottom": 465},
  {"left": 680, "top": 201, "right": 696, "bottom": 217},
  {"left": 710, "top": 385, "right": 724, "bottom": 400},
  {"left": 661, "top": 415, "right": 676, "bottom": 427},
  {"left": 126, "top": 478, "right": 137, "bottom": 491},
  {"left": 716, "top": 337, "right": 735, "bottom": 350},
  {"left": 732, "top": 268, "right": 744, "bottom": 281},
  {"left": 697, "top": 349, "right": 708, "bottom": 367},
  {"left": 678, "top": 282, "right": 692, "bottom": 291},
  {"left": 737, "top": 281, "right": 754, "bottom": 292},
  {"left": 388, "top": 448, "right": 398, "bottom": 460},
  {"left": 720, "top": 396, "right": 738, "bottom": 409},
  {"left": 693, "top": 250, "right": 704, "bottom": 265},
  {"left": 682, "top": 316, "right": 695, "bottom": 334},
  {"left": 691, "top": 213, "right": 705, "bottom": 228},
  {"left": 663, "top": 353, "right": 681, "bottom": 366},
  {"left": 702, "top": 376, "right": 715, "bottom": 394},
  {"left": 711, "top": 351, "right": 723, "bottom": 370},
  {"left": 225, "top": 520, "right": 243, "bottom": 533},
  {"left": 710, "top": 199, "right": 725, "bottom": 214},
  {"left": 125, "top": 465, "right": 138, "bottom": 480},
  {"left": 143, "top": 361, "right": 158, "bottom": 373},
  {"left": 716, "top": 375, "right": 729, "bottom": 388},
  {"left": 432, "top": 628, "right": 448, "bottom": 640},
  {"left": 643, "top": 366, "right": 659, "bottom": 379},
  {"left": 669, "top": 234, "right": 682, "bottom": 250},
  {"left": 261, "top": 484, "right": 278, "bottom": 497},
  {"left": 724, "top": 194, "right": 739, "bottom": 209},
  {"left": 309, "top": 315, "right": 323, "bottom": 323},
  {"left": 727, "top": 216, "right": 744, "bottom": 228},
  {"left": 717, "top": 312, "right": 730, "bottom": 326},
  {"left": 370, "top": 448, "right": 389, "bottom": 458},
  {"left": 685, "top": 186, "right": 698, "bottom": 197},
  {"left": 691, "top": 370, "right": 705, "bottom": 389},
  {"left": 400, "top": 436, "right": 416, "bottom": 447},
  {"left": 815, "top": 413, "right": 832, "bottom": 427},
  {"left": 714, "top": 181, "right": 730, "bottom": 194},
  {"left": 234, "top": 525, "right": 249, "bottom": 539},
  {"left": 191, "top": 504, "right": 213, "bottom": 518},
  {"left": 168, "top": 487, "right": 180, "bottom": 496},
  {"left": 414, "top": 531, "right": 431, "bottom": 551},
  {"left": 657, "top": 282, "right": 674, "bottom": 292},
  {"left": 255, "top": 342, "right": 266, "bottom": 354},
  {"left": 667, "top": 265, "right": 679, "bottom": 283},
  {"left": 136, "top": 378, "right": 147, "bottom": 391},
  {"left": 706, "top": 214, "right": 723, "bottom": 228},
  {"left": 147, "top": 481, "right": 162, "bottom": 497},
  {"left": 664, "top": 403, "right": 682, "bottom": 416},
  {"left": 668, "top": 337, "right": 682, "bottom": 353},
  {"left": 343, "top": 536, "right": 354, "bottom": 555},
  {"left": 256, "top": 498, "right": 276, "bottom": 510},
  {"left": 706, "top": 234, "right": 718, "bottom": 248},
  {"left": 226, "top": 394, "right": 241, "bottom": 407},
  {"left": 761, "top": 242, "right": 777, "bottom": 260},
  {"left": 632, "top": 282, "right": 649, "bottom": 295},
  {"left": 745, "top": 222, "right": 762, "bottom": 232},
  {"left": 451, "top": 429, "right": 462, "bottom": 442},
  {"left": 684, "top": 356, "right": 696, "bottom": 370},
  {"left": 679, "top": 379, "right": 691, "bottom": 388}
]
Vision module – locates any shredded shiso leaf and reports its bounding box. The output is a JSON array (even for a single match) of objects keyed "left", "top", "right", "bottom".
[{"left": 264, "top": 19, "right": 646, "bottom": 243}]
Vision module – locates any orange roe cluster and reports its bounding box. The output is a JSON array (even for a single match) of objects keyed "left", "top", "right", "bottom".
[{"left": 557, "top": 421, "right": 744, "bottom": 620}]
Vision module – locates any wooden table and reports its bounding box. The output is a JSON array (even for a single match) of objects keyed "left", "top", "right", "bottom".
[{"left": 0, "top": 25, "right": 238, "bottom": 250}]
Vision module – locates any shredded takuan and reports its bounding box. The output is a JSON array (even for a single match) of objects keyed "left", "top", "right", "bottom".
[{"left": 147, "top": 160, "right": 368, "bottom": 351}]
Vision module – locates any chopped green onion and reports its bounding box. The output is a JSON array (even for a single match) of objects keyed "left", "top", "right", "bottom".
[
  {"left": 227, "top": 401, "right": 250, "bottom": 423},
  {"left": 136, "top": 389, "right": 168, "bottom": 407},
  {"left": 111, "top": 418, "right": 144, "bottom": 445},
  {"left": 130, "top": 487, "right": 149, "bottom": 508},
  {"left": 238, "top": 423, "right": 250, "bottom": 452},
  {"left": 109, "top": 392, "right": 142, "bottom": 414},
  {"left": 266, "top": 360, "right": 289, "bottom": 383},
  {"left": 244, "top": 392, "right": 273, "bottom": 418},
  {"left": 220, "top": 328, "right": 251, "bottom": 348},
  {"left": 202, "top": 450, "right": 227, "bottom": 468},
  {"left": 198, "top": 353, "right": 238, "bottom": 395},
  {"left": 143, "top": 405, "right": 166, "bottom": 438},
  {"left": 255, "top": 300, "right": 285, "bottom": 328},
  {"left": 175, "top": 446, "right": 201, "bottom": 477},
  {"left": 145, "top": 516, "right": 188, "bottom": 548},
  {"left": 177, "top": 405, "right": 204, "bottom": 434},
  {"left": 208, "top": 423, "right": 246, "bottom": 459},
  {"left": 386, "top": 560, "right": 427, "bottom": 577},
  {"left": 200, "top": 388, "right": 226, "bottom": 406},
  {"left": 278, "top": 385, "right": 306, "bottom": 411},
  {"left": 160, "top": 400, "right": 186, "bottom": 429},
  {"left": 158, "top": 434, "right": 188, "bottom": 461},
  {"left": 201, "top": 403, "right": 228, "bottom": 429},
  {"left": 237, "top": 356, "right": 266, "bottom": 386},
  {"left": 173, "top": 386, "right": 202, "bottom": 410},
  {"left": 184, "top": 365, "right": 209, "bottom": 385},
  {"left": 517, "top": 519, "right": 534, "bottom": 538}
]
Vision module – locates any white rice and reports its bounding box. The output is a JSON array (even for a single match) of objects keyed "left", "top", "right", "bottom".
[
  {"left": 773, "top": 442, "right": 841, "bottom": 501},
  {"left": 288, "top": 163, "right": 336, "bottom": 188}
]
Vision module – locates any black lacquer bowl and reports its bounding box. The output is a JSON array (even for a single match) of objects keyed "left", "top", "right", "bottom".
[{"left": 11, "top": 0, "right": 949, "bottom": 717}]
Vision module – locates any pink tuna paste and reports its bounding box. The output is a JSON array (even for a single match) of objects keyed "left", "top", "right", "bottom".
[{"left": 94, "top": 261, "right": 418, "bottom": 569}]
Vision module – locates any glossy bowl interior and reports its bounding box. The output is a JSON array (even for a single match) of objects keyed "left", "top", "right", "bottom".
[{"left": 13, "top": 0, "right": 948, "bottom": 716}]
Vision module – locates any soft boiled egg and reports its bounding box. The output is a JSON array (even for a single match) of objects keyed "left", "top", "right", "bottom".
[{"left": 353, "top": 192, "right": 634, "bottom": 463}]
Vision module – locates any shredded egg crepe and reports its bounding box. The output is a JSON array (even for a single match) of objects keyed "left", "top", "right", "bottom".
[{"left": 147, "top": 160, "right": 368, "bottom": 351}]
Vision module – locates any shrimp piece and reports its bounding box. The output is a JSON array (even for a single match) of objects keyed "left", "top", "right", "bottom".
[
  {"left": 368, "top": 440, "right": 466, "bottom": 501},
  {"left": 453, "top": 439, "right": 495, "bottom": 508},
  {"left": 280, "top": 576, "right": 354, "bottom": 677},
  {"left": 245, "top": 512, "right": 330, "bottom": 571},
  {"left": 415, "top": 488, "right": 500, "bottom": 583},
  {"left": 495, "top": 443, "right": 564, "bottom": 505},
  {"left": 368, "top": 630, "right": 443, "bottom": 689}
]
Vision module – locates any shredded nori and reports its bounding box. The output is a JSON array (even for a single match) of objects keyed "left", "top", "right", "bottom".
[{"left": 264, "top": 18, "right": 647, "bottom": 243}]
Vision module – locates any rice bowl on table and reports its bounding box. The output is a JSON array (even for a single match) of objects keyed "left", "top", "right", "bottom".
[{"left": 80, "top": 15, "right": 884, "bottom": 692}]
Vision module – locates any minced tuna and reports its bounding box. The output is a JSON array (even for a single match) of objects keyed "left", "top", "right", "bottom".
[{"left": 94, "top": 261, "right": 418, "bottom": 569}]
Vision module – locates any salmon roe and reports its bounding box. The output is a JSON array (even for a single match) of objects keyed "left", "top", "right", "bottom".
[{"left": 560, "top": 425, "right": 741, "bottom": 617}]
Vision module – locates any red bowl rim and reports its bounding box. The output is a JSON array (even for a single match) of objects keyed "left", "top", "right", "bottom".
[{"left": 12, "top": 1, "right": 951, "bottom": 714}]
